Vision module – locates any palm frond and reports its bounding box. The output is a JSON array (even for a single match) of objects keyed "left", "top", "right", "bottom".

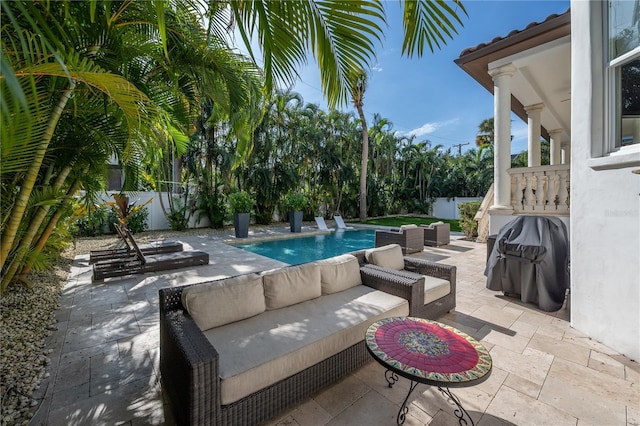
[{"left": 402, "top": 0, "right": 467, "bottom": 57}]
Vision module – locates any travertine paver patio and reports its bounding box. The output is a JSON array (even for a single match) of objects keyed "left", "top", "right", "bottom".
[{"left": 32, "top": 226, "right": 640, "bottom": 425}]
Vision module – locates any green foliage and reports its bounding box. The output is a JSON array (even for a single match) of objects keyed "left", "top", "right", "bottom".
[
  {"left": 282, "top": 192, "right": 308, "bottom": 212},
  {"left": 70, "top": 205, "right": 109, "bottom": 237},
  {"left": 195, "top": 191, "right": 227, "bottom": 229},
  {"left": 458, "top": 201, "right": 481, "bottom": 239},
  {"left": 107, "top": 207, "right": 149, "bottom": 234},
  {"left": 167, "top": 198, "right": 190, "bottom": 231},
  {"left": 228, "top": 191, "right": 255, "bottom": 214}
]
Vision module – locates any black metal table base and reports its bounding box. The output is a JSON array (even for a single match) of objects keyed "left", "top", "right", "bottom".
[{"left": 384, "top": 369, "right": 475, "bottom": 426}]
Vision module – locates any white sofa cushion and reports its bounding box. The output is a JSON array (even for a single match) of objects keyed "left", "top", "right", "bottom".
[
  {"left": 365, "top": 244, "right": 405, "bottom": 271},
  {"left": 181, "top": 274, "right": 265, "bottom": 331},
  {"left": 203, "top": 284, "right": 408, "bottom": 405},
  {"left": 424, "top": 276, "right": 451, "bottom": 304},
  {"left": 315, "top": 254, "right": 362, "bottom": 294},
  {"left": 262, "top": 263, "right": 321, "bottom": 310}
]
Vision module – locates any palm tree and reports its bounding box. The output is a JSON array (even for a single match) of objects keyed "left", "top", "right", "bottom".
[
  {"left": 349, "top": 70, "right": 370, "bottom": 221},
  {"left": 0, "top": 0, "right": 261, "bottom": 288},
  {"left": 475, "top": 118, "right": 495, "bottom": 147}
]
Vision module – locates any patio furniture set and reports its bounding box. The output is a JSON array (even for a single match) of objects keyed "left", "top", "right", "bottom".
[
  {"left": 374, "top": 222, "right": 451, "bottom": 254},
  {"left": 158, "top": 243, "right": 479, "bottom": 426}
]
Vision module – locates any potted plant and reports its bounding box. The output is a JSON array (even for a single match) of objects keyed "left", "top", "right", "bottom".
[
  {"left": 283, "top": 192, "right": 307, "bottom": 233},
  {"left": 229, "top": 190, "right": 254, "bottom": 238}
]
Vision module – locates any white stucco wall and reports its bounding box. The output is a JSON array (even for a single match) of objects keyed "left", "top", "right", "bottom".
[{"left": 570, "top": 1, "right": 640, "bottom": 360}]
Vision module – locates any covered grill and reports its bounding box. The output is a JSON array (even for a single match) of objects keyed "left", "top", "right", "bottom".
[{"left": 484, "top": 216, "right": 569, "bottom": 312}]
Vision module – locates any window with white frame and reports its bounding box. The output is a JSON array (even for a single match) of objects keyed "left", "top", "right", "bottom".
[{"left": 607, "top": 0, "right": 640, "bottom": 149}]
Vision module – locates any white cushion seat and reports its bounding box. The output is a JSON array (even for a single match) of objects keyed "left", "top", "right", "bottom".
[
  {"left": 423, "top": 275, "right": 451, "bottom": 304},
  {"left": 203, "top": 285, "right": 409, "bottom": 405}
]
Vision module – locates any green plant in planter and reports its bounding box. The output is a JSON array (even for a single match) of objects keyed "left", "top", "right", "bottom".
[
  {"left": 282, "top": 192, "right": 308, "bottom": 212},
  {"left": 282, "top": 192, "right": 307, "bottom": 233},
  {"left": 228, "top": 191, "right": 255, "bottom": 238},
  {"left": 228, "top": 190, "right": 255, "bottom": 213}
]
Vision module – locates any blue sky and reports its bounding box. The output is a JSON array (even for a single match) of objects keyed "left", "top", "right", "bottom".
[{"left": 289, "top": 0, "right": 570, "bottom": 155}]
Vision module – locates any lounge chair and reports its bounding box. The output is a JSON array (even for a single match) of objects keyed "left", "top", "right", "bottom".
[
  {"left": 92, "top": 228, "right": 209, "bottom": 282},
  {"left": 333, "top": 215, "right": 354, "bottom": 230},
  {"left": 374, "top": 224, "right": 424, "bottom": 254},
  {"left": 314, "top": 216, "right": 335, "bottom": 231},
  {"left": 89, "top": 225, "right": 183, "bottom": 263}
]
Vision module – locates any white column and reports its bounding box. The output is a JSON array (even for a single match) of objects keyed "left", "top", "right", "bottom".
[
  {"left": 489, "top": 64, "right": 517, "bottom": 210},
  {"left": 561, "top": 142, "right": 571, "bottom": 164},
  {"left": 525, "top": 103, "right": 544, "bottom": 167},
  {"left": 548, "top": 129, "right": 563, "bottom": 166}
]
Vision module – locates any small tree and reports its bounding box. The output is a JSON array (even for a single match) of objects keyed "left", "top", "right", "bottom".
[
  {"left": 458, "top": 201, "right": 481, "bottom": 239},
  {"left": 105, "top": 193, "right": 151, "bottom": 231}
]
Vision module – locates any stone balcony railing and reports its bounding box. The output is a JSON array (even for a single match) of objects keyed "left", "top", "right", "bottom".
[{"left": 507, "top": 165, "right": 570, "bottom": 214}]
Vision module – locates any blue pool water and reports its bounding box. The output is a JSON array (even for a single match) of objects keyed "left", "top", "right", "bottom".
[{"left": 234, "top": 229, "right": 375, "bottom": 264}]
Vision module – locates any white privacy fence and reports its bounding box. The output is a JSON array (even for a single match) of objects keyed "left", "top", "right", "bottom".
[
  {"left": 431, "top": 197, "right": 483, "bottom": 220},
  {"left": 96, "top": 191, "right": 209, "bottom": 231}
]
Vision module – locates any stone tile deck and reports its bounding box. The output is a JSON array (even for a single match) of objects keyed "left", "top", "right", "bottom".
[{"left": 33, "top": 226, "right": 640, "bottom": 425}]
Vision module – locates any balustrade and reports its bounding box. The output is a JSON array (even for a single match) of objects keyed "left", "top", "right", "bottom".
[{"left": 507, "top": 165, "right": 570, "bottom": 214}]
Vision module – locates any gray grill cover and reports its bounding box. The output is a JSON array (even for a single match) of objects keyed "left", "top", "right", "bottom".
[{"left": 484, "top": 216, "right": 569, "bottom": 312}]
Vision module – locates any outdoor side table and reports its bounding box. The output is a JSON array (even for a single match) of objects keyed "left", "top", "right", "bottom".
[{"left": 365, "top": 317, "right": 492, "bottom": 425}]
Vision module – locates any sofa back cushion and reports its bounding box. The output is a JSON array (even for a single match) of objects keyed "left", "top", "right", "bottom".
[
  {"left": 365, "top": 244, "right": 405, "bottom": 270},
  {"left": 262, "top": 264, "right": 321, "bottom": 309},
  {"left": 314, "top": 254, "right": 362, "bottom": 294},
  {"left": 181, "top": 274, "right": 265, "bottom": 331}
]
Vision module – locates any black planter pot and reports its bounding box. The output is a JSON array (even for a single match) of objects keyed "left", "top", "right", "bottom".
[
  {"left": 289, "top": 211, "right": 303, "bottom": 233},
  {"left": 234, "top": 212, "right": 250, "bottom": 238}
]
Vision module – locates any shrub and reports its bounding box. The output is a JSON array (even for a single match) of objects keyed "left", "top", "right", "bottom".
[
  {"left": 458, "top": 201, "right": 481, "bottom": 238},
  {"left": 167, "top": 198, "right": 190, "bottom": 231},
  {"left": 228, "top": 190, "right": 255, "bottom": 213},
  {"left": 70, "top": 204, "right": 109, "bottom": 237},
  {"left": 107, "top": 207, "right": 149, "bottom": 234},
  {"left": 282, "top": 192, "right": 308, "bottom": 212},
  {"left": 195, "top": 190, "right": 226, "bottom": 229}
]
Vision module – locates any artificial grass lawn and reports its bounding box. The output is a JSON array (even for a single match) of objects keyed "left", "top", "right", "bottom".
[{"left": 358, "top": 216, "right": 462, "bottom": 233}]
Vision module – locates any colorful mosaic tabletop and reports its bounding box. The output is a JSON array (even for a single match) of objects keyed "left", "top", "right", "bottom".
[{"left": 365, "top": 317, "right": 492, "bottom": 385}]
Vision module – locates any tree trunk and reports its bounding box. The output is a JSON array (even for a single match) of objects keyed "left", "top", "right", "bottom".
[
  {"left": 357, "top": 105, "right": 368, "bottom": 221},
  {"left": 18, "top": 177, "right": 82, "bottom": 279},
  {"left": 2, "top": 165, "right": 72, "bottom": 288},
  {"left": 0, "top": 80, "right": 76, "bottom": 282}
]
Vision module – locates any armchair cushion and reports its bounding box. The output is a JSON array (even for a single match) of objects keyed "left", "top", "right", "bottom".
[
  {"left": 424, "top": 276, "right": 451, "bottom": 304},
  {"left": 365, "top": 244, "right": 405, "bottom": 271}
]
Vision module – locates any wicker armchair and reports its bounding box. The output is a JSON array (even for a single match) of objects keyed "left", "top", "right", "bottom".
[
  {"left": 374, "top": 225, "right": 424, "bottom": 254},
  {"left": 421, "top": 222, "right": 450, "bottom": 247},
  {"left": 352, "top": 248, "right": 456, "bottom": 319}
]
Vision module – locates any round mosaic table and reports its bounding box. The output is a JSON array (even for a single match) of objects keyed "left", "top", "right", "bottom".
[{"left": 365, "top": 317, "right": 492, "bottom": 425}]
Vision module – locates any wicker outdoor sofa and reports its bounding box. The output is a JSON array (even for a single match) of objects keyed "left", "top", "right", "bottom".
[{"left": 159, "top": 245, "right": 456, "bottom": 426}]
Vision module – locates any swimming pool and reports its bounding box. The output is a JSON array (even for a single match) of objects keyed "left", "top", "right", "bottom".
[{"left": 234, "top": 229, "right": 375, "bottom": 264}]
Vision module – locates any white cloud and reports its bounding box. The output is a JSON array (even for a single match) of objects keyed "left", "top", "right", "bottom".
[
  {"left": 401, "top": 119, "right": 459, "bottom": 138},
  {"left": 372, "top": 65, "right": 383, "bottom": 72}
]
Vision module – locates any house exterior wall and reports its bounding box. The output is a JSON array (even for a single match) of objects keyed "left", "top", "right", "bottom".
[{"left": 570, "top": 1, "right": 640, "bottom": 360}]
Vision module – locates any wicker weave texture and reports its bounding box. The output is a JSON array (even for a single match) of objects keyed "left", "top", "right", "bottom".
[
  {"left": 374, "top": 227, "right": 424, "bottom": 254},
  {"left": 158, "top": 267, "right": 422, "bottom": 426},
  {"left": 421, "top": 223, "right": 451, "bottom": 247}
]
